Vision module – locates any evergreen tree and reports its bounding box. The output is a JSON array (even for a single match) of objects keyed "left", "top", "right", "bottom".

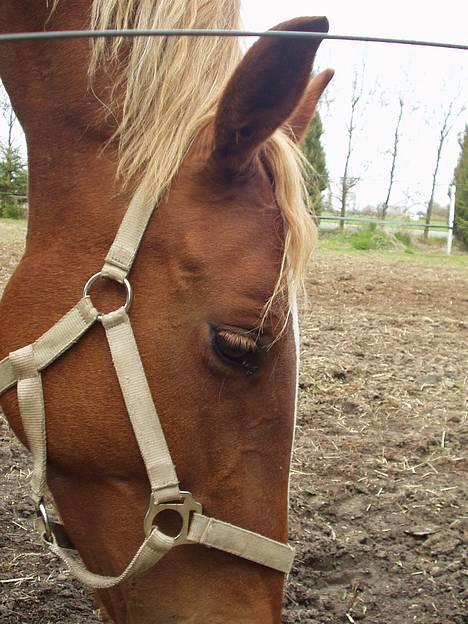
[
  {"left": 0, "top": 144, "right": 27, "bottom": 218},
  {"left": 453, "top": 126, "right": 468, "bottom": 246},
  {"left": 302, "top": 112, "right": 329, "bottom": 216}
]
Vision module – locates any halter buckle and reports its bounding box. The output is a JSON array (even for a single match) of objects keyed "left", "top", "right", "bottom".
[
  {"left": 35, "top": 498, "right": 53, "bottom": 543},
  {"left": 144, "top": 491, "right": 202, "bottom": 545}
]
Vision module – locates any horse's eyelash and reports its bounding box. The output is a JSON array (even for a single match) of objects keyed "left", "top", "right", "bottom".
[{"left": 217, "top": 330, "right": 258, "bottom": 352}]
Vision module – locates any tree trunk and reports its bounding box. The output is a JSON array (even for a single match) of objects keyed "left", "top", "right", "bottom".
[
  {"left": 424, "top": 157, "right": 440, "bottom": 239},
  {"left": 340, "top": 76, "right": 361, "bottom": 230},
  {"left": 425, "top": 120, "right": 447, "bottom": 239},
  {"left": 382, "top": 97, "right": 404, "bottom": 221}
]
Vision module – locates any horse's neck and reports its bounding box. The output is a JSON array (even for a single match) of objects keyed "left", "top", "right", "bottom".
[
  {"left": 1, "top": 1, "right": 125, "bottom": 253},
  {"left": 26, "top": 131, "right": 124, "bottom": 250},
  {"left": 1, "top": 0, "right": 92, "bottom": 124}
]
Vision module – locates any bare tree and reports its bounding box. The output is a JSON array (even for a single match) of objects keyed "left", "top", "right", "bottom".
[
  {"left": 1, "top": 84, "right": 16, "bottom": 150},
  {"left": 381, "top": 96, "right": 404, "bottom": 220},
  {"left": 0, "top": 88, "right": 27, "bottom": 218},
  {"left": 339, "top": 72, "right": 362, "bottom": 229},
  {"left": 424, "top": 101, "right": 464, "bottom": 239}
]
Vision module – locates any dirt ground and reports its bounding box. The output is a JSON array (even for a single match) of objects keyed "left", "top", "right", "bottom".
[{"left": 0, "top": 225, "right": 466, "bottom": 623}]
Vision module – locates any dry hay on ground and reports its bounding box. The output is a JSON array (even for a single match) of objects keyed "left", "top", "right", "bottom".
[
  {"left": 0, "top": 228, "right": 466, "bottom": 623},
  {"left": 286, "top": 252, "right": 467, "bottom": 624}
]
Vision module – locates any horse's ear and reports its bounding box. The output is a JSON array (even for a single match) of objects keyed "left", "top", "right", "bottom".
[
  {"left": 212, "top": 16, "right": 330, "bottom": 173},
  {"left": 285, "top": 69, "right": 334, "bottom": 143}
]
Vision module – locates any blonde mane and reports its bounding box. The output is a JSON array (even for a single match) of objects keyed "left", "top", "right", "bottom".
[{"left": 89, "top": 0, "right": 316, "bottom": 313}]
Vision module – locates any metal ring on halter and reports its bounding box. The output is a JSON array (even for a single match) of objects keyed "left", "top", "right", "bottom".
[
  {"left": 144, "top": 491, "right": 202, "bottom": 545},
  {"left": 83, "top": 271, "right": 133, "bottom": 316},
  {"left": 36, "top": 498, "right": 53, "bottom": 543}
]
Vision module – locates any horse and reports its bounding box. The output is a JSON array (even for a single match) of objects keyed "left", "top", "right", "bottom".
[{"left": 0, "top": 1, "right": 333, "bottom": 622}]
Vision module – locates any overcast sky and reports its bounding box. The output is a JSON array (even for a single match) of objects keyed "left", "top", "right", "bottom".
[
  {"left": 241, "top": 0, "right": 467, "bottom": 213},
  {"left": 1, "top": 1, "right": 467, "bottom": 214}
]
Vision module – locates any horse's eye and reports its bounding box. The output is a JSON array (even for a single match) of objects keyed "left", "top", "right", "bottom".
[{"left": 212, "top": 329, "right": 260, "bottom": 375}]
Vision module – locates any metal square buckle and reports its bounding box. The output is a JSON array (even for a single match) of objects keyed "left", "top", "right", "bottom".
[{"left": 144, "top": 491, "right": 202, "bottom": 545}]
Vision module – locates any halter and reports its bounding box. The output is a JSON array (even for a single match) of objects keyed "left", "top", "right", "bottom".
[{"left": 0, "top": 185, "right": 294, "bottom": 588}]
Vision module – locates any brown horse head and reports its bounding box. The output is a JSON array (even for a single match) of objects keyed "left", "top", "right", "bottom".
[{"left": 0, "top": 1, "right": 332, "bottom": 622}]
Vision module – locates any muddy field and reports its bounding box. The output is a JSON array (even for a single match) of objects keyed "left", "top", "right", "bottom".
[{"left": 1, "top": 223, "right": 467, "bottom": 623}]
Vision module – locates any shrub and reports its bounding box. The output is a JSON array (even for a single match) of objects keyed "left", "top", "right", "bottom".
[
  {"left": 3, "top": 199, "right": 25, "bottom": 219},
  {"left": 351, "top": 224, "right": 392, "bottom": 250},
  {"left": 394, "top": 231, "right": 413, "bottom": 247},
  {"left": 454, "top": 126, "right": 468, "bottom": 246}
]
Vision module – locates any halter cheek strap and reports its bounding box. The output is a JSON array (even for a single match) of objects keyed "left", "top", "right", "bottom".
[{"left": 0, "top": 189, "right": 295, "bottom": 587}]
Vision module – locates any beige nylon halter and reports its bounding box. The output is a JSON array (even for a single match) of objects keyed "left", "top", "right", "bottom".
[{"left": 0, "top": 186, "right": 295, "bottom": 588}]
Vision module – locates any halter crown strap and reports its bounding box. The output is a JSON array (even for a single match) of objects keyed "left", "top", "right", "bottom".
[{"left": 101, "top": 185, "right": 156, "bottom": 283}]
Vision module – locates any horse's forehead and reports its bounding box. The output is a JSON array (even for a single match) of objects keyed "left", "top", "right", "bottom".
[
  {"left": 164, "top": 159, "right": 281, "bottom": 251},
  {"left": 157, "top": 166, "right": 283, "bottom": 294}
]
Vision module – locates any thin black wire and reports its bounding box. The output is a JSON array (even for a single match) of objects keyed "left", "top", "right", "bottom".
[{"left": 0, "top": 28, "right": 466, "bottom": 51}]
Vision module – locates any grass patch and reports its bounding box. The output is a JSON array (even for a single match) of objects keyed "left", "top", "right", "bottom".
[
  {"left": 321, "top": 223, "right": 412, "bottom": 252},
  {"left": 318, "top": 229, "right": 468, "bottom": 270},
  {"left": 0, "top": 217, "right": 27, "bottom": 244},
  {"left": 0, "top": 217, "right": 27, "bottom": 227},
  {"left": 417, "top": 235, "right": 446, "bottom": 248}
]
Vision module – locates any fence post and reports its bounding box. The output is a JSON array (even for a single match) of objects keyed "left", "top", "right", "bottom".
[{"left": 446, "top": 184, "right": 455, "bottom": 255}]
